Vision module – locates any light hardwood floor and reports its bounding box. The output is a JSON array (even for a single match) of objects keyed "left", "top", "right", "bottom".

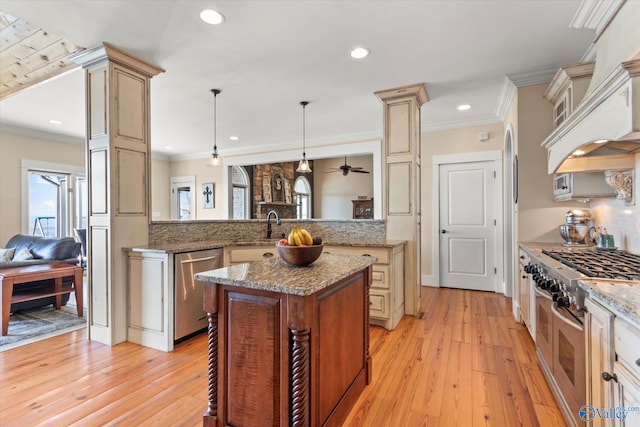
[{"left": 0, "top": 287, "right": 567, "bottom": 426}]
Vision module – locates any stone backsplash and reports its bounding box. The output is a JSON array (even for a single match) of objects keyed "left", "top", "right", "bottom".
[{"left": 149, "top": 219, "right": 386, "bottom": 246}]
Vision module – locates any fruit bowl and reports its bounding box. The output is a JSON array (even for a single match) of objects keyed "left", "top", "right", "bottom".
[{"left": 276, "top": 244, "right": 323, "bottom": 266}]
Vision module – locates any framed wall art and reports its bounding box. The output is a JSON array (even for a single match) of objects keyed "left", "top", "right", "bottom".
[{"left": 202, "top": 183, "right": 215, "bottom": 209}]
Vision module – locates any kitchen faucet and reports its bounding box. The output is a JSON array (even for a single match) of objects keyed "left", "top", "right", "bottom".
[{"left": 266, "top": 210, "right": 281, "bottom": 239}]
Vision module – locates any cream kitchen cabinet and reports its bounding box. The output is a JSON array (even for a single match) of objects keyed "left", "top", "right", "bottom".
[
  {"left": 544, "top": 62, "right": 594, "bottom": 130},
  {"left": 584, "top": 294, "right": 640, "bottom": 427},
  {"left": 585, "top": 298, "right": 615, "bottom": 427},
  {"left": 324, "top": 243, "right": 405, "bottom": 330},
  {"left": 518, "top": 248, "right": 535, "bottom": 339},
  {"left": 127, "top": 247, "right": 223, "bottom": 352},
  {"left": 225, "top": 245, "right": 278, "bottom": 266},
  {"left": 613, "top": 318, "right": 640, "bottom": 427}
]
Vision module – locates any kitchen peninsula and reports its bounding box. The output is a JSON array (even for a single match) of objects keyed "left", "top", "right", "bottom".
[{"left": 195, "top": 252, "right": 376, "bottom": 427}]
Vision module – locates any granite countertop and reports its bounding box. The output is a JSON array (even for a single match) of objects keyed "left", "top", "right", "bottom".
[
  {"left": 578, "top": 279, "right": 640, "bottom": 328},
  {"left": 129, "top": 239, "right": 405, "bottom": 254},
  {"left": 194, "top": 253, "right": 377, "bottom": 296}
]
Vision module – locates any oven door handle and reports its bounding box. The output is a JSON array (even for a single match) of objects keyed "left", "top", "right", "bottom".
[
  {"left": 533, "top": 287, "right": 553, "bottom": 301},
  {"left": 551, "top": 302, "right": 584, "bottom": 332}
]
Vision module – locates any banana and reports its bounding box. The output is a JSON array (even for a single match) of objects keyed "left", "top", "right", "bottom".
[
  {"left": 288, "top": 226, "right": 313, "bottom": 246},
  {"left": 299, "top": 228, "right": 313, "bottom": 246}
]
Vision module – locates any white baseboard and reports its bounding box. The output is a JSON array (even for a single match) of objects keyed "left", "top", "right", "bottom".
[{"left": 421, "top": 274, "right": 438, "bottom": 287}]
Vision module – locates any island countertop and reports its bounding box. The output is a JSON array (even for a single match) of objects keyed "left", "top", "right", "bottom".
[
  {"left": 130, "top": 239, "right": 404, "bottom": 254},
  {"left": 195, "top": 252, "right": 377, "bottom": 296}
]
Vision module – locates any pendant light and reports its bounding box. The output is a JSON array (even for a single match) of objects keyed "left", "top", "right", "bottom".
[
  {"left": 207, "top": 89, "right": 221, "bottom": 167},
  {"left": 296, "top": 101, "right": 311, "bottom": 173}
]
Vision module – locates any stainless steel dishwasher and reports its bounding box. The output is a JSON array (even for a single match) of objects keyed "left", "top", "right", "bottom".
[{"left": 174, "top": 248, "right": 223, "bottom": 340}]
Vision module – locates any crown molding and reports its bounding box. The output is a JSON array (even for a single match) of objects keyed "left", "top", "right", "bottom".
[
  {"left": 507, "top": 66, "right": 558, "bottom": 87},
  {"left": 570, "top": 0, "right": 625, "bottom": 40},
  {"left": 496, "top": 77, "right": 517, "bottom": 122},
  {"left": 0, "top": 123, "right": 84, "bottom": 145},
  {"left": 422, "top": 114, "right": 502, "bottom": 133}
]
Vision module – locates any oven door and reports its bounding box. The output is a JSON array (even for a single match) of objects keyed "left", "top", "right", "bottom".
[
  {"left": 551, "top": 302, "right": 585, "bottom": 427},
  {"left": 534, "top": 287, "right": 553, "bottom": 369}
]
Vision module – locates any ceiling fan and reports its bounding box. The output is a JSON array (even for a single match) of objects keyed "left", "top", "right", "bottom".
[{"left": 326, "top": 157, "right": 370, "bottom": 176}]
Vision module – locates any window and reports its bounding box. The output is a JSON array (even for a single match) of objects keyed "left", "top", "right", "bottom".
[
  {"left": 23, "top": 161, "right": 86, "bottom": 238},
  {"left": 294, "top": 176, "right": 311, "bottom": 219},
  {"left": 231, "top": 166, "right": 250, "bottom": 219}
]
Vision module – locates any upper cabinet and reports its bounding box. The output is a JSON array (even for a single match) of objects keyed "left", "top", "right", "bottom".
[{"left": 544, "top": 62, "right": 595, "bottom": 131}]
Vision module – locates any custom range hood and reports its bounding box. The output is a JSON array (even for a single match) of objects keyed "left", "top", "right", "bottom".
[
  {"left": 543, "top": 58, "right": 640, "bottom": 174},
  {"left": 542, "top": 1, "right": 640, "bottom": 175}
]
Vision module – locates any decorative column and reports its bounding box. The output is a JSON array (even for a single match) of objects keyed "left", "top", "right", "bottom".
[
  {"left": 71, "top": 43, "right": 164, "bottom": 345},
  {"left": 375, "top": 84, "right": 428, "bottom": 316}
]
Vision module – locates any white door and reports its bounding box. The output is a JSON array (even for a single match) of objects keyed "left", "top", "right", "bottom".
[
  {"left": 439, "top": 161, "right": 497, "bottom": 291},
  {"left": 170, "top": 176, "right": 196, "bottom": 220}
]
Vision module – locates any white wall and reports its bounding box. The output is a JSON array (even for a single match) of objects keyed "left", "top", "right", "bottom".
[
  {"left": 420, "top": 122, "right": 504, "bottom": 279},
  {"left": 313, "top": 155, "right": 373, "bottom": 219},
  {"left": 589, "top": 154, "right": 640, "bottom": 255}
]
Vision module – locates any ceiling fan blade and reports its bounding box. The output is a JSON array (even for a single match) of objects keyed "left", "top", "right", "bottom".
[{"left": 351, "top": 169, "right": 370, "bottom": 174}]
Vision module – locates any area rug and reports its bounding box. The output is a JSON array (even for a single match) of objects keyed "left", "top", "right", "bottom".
[{"left": 0, "top": 304, "right": 86, "bottom": 352}]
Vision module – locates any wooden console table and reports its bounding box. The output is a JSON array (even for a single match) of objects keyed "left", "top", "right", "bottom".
[{"left": 0, "top": 263, "right": 84, "bottom": 336}]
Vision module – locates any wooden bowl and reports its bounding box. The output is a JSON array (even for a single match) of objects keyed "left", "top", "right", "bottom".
[{"left": 276, "top": 244, "right": 323, "bottom": 266}]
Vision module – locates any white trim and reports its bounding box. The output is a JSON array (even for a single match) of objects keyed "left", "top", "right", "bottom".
[
  {"left": 570, "top": 0, "right": 625, "bottom": 38},
  {"left": 431, "top": 150, "right": 504, "bottom": 293},
  {"left": 170, "top": 176, "right": 196, "bottom": 220},
  {"left": 507, "top": 66, "right": 557, "bottom": 87},
  {"left": 496, "top": 77, "right": 517, "bottom": 122},
  {"left": 20, "top": 159, "right": 86, "bottom": 236},
  {"left": 422, "top": 115, "right": 501, "bottom": 133},
  {"left": 421, "top": 274, "right": 438, "bottom": 287}
]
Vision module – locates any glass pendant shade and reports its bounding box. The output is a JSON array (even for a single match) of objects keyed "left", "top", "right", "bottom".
[
  {"left": 296, "top": 101, "right": 311, "bottom": 173},
  {"left": 207, "top": 88, "right": 221, "bottom": 167},
  {"left": 296, "top": 157, "right": 311, "bottom": 173},
  {"left": 208, "top": 151, "right": 220, "bottom": 166}
]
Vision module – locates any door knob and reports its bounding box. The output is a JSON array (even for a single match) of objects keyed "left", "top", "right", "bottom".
[{"left": 441, "top": 230, "right": 447, "bottom": 234}]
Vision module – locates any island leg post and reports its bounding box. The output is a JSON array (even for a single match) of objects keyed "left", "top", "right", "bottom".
[
  {"left": 290, "top": 328, "right": 311, "bottom": 427},
  {"left": 202, "top": 282, "right": 219, "bottom": 426}
]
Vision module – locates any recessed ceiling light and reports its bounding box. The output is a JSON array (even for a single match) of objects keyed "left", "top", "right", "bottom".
[
  {"left": 573, "top": 150, "right": 585, "bottom": 156},
  {"left": 229, "top": 136, "right": 239, "bottom": 141},
  {"left": 350, "top": 47, "right": 370, "bottom": 59},
  {"left": 594, "top": 139, "right": 608, "bottom": 144},
  {"left": 457, "top": 104, "right": 471, "bottom": 111},
  {"left": 200, "top": 9, "right": 224, "bottom": 25},
  {"left": 49, "top": 119, "right": 63, "bottom": 125}
]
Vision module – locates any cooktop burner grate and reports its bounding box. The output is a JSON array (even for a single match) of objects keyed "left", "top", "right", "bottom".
[{"left": 542, "top": 249, "right": 640, "bottom": 280}]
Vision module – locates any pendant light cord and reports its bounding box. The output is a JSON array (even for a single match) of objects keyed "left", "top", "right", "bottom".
[
  {"left": 212, "top": 89, "right": 221, "bottom": 153},
  {"left": 301, "top": 101, "right": 308, "bottom": 157}
]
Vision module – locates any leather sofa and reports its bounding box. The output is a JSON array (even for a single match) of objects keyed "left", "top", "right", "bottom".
[{"left": 1, "top": 234, "right": 81, "bottom": 311}]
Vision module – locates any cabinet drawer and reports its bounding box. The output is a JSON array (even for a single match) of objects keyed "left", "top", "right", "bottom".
[
  {"left": 229, "top": 246, "right": 277, "bottom": 263},
  {"left": 615, "top": 318, "right": 640, "bottom": 379},
  {"left": 324, "top": 246, "right": 389, "bottom": 264},
  {"left": 371, "top": 266, "right": 389, "bottom": 289},
  {"left": 369, "top": 290, "right": 390, "bottom": 319}
]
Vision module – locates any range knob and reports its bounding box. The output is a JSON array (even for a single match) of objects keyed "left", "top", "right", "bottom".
[
  {"left": 549, "top": 281, "right": 561, "bottom": 293},
  {"left": 524, "top": 264, "right": 532, "bottom": 274},
  {"left": 556, "top": 296, "right": 570, "bottom": 308}
]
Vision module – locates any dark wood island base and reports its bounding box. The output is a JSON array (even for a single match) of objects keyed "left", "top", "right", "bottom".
[{"left": 197, "top": 253, "right": 374, "bottom": 427}]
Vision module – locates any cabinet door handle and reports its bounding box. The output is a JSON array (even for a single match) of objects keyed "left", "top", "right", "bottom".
[
  {"left": 263, "top": 252, "right": 274, "bottom": 258},
  {"left": 441, "top": 229, "right": 447, "bottom": 234},
  {"left": 602, "top": 372, "right": 618, "bottom": 382},
  {"left": 636, "top": 358, "right": 640, "bottom": 367},
  {"left": 362, "top": 253, "right": 371, "bottom": 257}
]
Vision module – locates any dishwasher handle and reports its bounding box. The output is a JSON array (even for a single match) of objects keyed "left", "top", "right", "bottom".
[{"left": 180, "top": 255, "right": 221, "bottom": 265}]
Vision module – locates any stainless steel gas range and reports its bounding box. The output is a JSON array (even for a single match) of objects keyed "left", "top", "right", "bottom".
[{"left": 523, "top": 246, "right": 640, "bottom": 427}]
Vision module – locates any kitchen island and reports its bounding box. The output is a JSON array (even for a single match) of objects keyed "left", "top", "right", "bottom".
[{"left": 195, "top": 252, "right": 376, "bottom": 427}]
